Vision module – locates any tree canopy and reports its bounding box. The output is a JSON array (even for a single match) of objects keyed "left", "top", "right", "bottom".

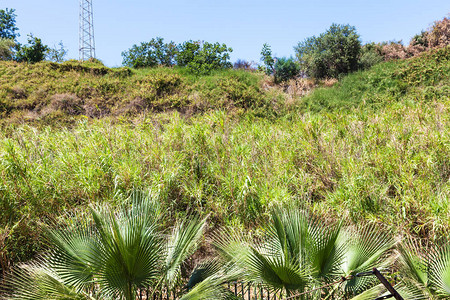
[
  {"left": 295, "top": 23, "right": 361, "bottom": 79},
  {"left": 0, "top": 8, "right": 19, "bottom": 40}
]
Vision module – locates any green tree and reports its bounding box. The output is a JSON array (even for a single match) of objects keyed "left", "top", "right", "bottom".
[
  {"left": 4, "top": 192, "right": 207, "bottom": 300},
  {"left": 0, "top": 8, "right": 19, "bottom": 40},
  {"left": 215, "top": 207, "right": 394, "bottom": 299},
  {"left": 260, "top": 43, "right": 275, "bottom": 75},
  {"left": 121, "top": 37, "right": 177, "bottom": 68},
  {"left": 0, "top": 37, "right": 15, "bottom": 60},
  {"left": 176, "top": 41, "right": 233, "bottom": 75},
  {"left": 15, "top": 34, "right": 48, "bottom": 63},
  {"left": 273, "top": 57, "right": 300, "bottom": 83},
  {"left": 295, "top": 24, "right": 361, "bottom": 79},
  {"left": 46, "top": 41, "right": 68, "bottom": 62}
]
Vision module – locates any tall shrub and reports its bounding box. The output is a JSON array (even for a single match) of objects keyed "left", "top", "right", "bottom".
[
  {"left": 0, "top": 37, "right": 15, "bottom": 60},
  {"left": 122, "top": 37, "right": 177, "bottom": 68},
  {"left": 295, "top": 24, "right": 361, "bottom": 79},
  {"left": 260, "top": 43, "right": 275, "bottom": 75},
  {"left": 273, "top": 57, "right": 300, "bottom": 83},
  {"left": 176, "top": 40, "right": 232, "bottom": 75},
  {"left": 15, "top": 34, "right": 48, "bottom": 63}
]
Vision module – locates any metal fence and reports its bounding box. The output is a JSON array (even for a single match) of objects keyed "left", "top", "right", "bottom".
[
  {"left": 227, "top": 281, "right": 284, "bottom": 300},
  {"left": 130, "top": 282, "right": 281, "bottom": 300}
]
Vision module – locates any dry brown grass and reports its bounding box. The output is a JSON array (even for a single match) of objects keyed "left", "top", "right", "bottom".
[
  {"left": 382, "top": 42, "right": 408, "bottom": 60},
  {"left": 428, "top": 17, "right": 450, "bottom": 48},
  {"left": 49, "top": 93, "right": 85, "bottom": 115},
  {"left": 323, "top": 78, "right": 338, "bottom": 87}
]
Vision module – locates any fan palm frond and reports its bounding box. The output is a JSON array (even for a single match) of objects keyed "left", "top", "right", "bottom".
[
  {"left": 397, "top": 237, "right": 428, "bottom": 287},
  {"left": 163, "top": 215, "right": 208, "bottom": 289},
  {"left": 396, "top": 237, "right": 450, "bottom": 299},
  {"left": 4, "top": 191, "right": 205, "bottom": 300},
  {"left": 4, "top": 261, "right": 92, "bottom": 300},
  {"left": 340, "top": 224, "right": 395, "bottom": 295},
  {"left": 428, "top": 243, "right": 450, "bottom": 297}
]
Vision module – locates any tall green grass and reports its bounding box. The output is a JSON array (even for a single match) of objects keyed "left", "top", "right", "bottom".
[
  {"left": 1, "top": 99, "right": 449, "bottom": 263},
  {"left": 0, "top": 46, "right": 449, "bottom": 270}
]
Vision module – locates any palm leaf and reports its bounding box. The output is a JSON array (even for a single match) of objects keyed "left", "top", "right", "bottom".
[
  {"left": 3, "top": 262, "right": 92, "bottom": 300},
  {"left": 428, "top": 243, "right": 450, "bottom": 297},
  {"left": 348, "top": 284, "right": 385, "bottom": 300},
  {"left": 163, "top": 215, "right": 208, "bottom": 289},
  {"left": 394, "top": 281, "right": 430, "bottom": 300},
  {"left": 308, "top": 217, "right": 345, "bottom": 281},
  {"left": 340, "top": 224, "right": 394, "bottom": 295},
  {"left": 397, "top": 237, "right": 428, "bottom": 286}
]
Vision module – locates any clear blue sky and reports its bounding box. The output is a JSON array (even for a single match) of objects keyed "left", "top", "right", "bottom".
[{"left": 2, "top": 0, "right": 449, "bottom": 67}]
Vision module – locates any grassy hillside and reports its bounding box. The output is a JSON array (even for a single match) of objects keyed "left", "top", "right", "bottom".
[
  {"left": 0, "top": 47, "right": 449, "bottom": 271},
  {"left": 0, "top": 60, "right": 283, "bottom": 126},
  {"left": 301, "top": 46, "right": 450, "bottom": 112}
]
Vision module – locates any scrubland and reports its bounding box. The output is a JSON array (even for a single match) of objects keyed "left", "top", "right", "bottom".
[{"left": 0, "top": 46, "right": 449, "bottom": 270}]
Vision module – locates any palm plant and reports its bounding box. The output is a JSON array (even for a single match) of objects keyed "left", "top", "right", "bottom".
[
  {"left": 395, "top": 238, "right": 450, "bottom": 299},
  {"left": 4, "top": 192, "right": 207, "bottom": 300},
  {"left": 214, "top": 207, "right": 394, "bottom": 299}
]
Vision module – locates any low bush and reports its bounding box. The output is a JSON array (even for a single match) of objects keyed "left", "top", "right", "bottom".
[
  {"left": 0, "top": 38, "right": 15, "bottom": 60},
  {"left": 273, "top": 57, "right": 300, "bottom": 83},
  {"left": 359, "top": 43, "right": 384, "bottom": 70},
  {"left": 233, "top": 59, "right": 254, "bottom": 70}
]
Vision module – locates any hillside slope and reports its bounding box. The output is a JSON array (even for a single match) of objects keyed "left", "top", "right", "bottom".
[
  {"left": 0, "top": 61, "right": 282, "bottom": 126},
  {"left": 0, "top": 46, "right": 449, "bottom": 272},
  {"left": 301, "top": 46, "right": 450, "bottom": 112}
]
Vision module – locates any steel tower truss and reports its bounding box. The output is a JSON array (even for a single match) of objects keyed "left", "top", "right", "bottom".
[{"left": 79, "top": 0, "right": 95, "bottom": 60}]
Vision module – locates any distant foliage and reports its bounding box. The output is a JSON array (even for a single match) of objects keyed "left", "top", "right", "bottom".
[
  {"left": 382, "top": 41, "right": 408, "bottom": 61},
  {"left": 260, "top": 43, "right": 275, "bottom": 75},
  {"left": 273, "top": 57, "right": 300, "bottom": 83},
  {"left": 0, "top": 8, "right": 19, "bottom": 40},
  {"left": 361, "top": 17, "right": 450, "bottom": 66},
  {"left": 121, "top": 37, "right": 177, "bottom": 68},
  {"left": 46, "top": 41, "right": 68, "bottom": 62},
  {"left": 0, "top": 37, "right": 15, "bottom": 60},
  {"left": 122, "top": 38, "right": 232, "bottom": 74},
  {"left": 295, "top": 24, "right": 361, "bottom": 79},
  {"left": 358, "top": 43, "right": 384, "bottom": 70},
  {"left": 301, "top": 46, "right": 450, "bottom": 112},
  {"left": 176, "top": 40, "right": 233, "bottom": 75},
  {"left": 427, "top": 17, "right": 450, "bottom": 48},
  {"left": 15, "top": 34, "right": 48, "bottom": 63},
  {"left": 233, "top": 59, "right": 254, "bottom": 70}
]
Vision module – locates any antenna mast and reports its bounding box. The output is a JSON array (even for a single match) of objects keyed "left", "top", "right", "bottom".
[{"left": 79, "top": 0, "right": 96, "bottom": 60}]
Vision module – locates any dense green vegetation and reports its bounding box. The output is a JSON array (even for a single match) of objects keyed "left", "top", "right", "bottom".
[
  {"left": 0, "top": 60, "right": 281, "bottom": 126},
  {"left": 295, "top": 24, "right": 361, "bottom": 79},
  {"left": 301, "top": 46, "right": 450, "bottom": 111},
  {"left": 0, "top": 46, "right": 449, "bottom": 277},
  {"left": 5, "top": 193, "right": 209, "bottom": 300},
  {"left": 1, "top": 7, "right": 450, "bottom": 296},
  {"left": 122, "top": 38, "right": 233, "bottom": 75}
]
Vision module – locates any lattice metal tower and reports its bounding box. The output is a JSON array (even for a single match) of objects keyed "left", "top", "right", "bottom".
[{"left": 79, "top": 0, "right": 96, "bottom": 60}]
